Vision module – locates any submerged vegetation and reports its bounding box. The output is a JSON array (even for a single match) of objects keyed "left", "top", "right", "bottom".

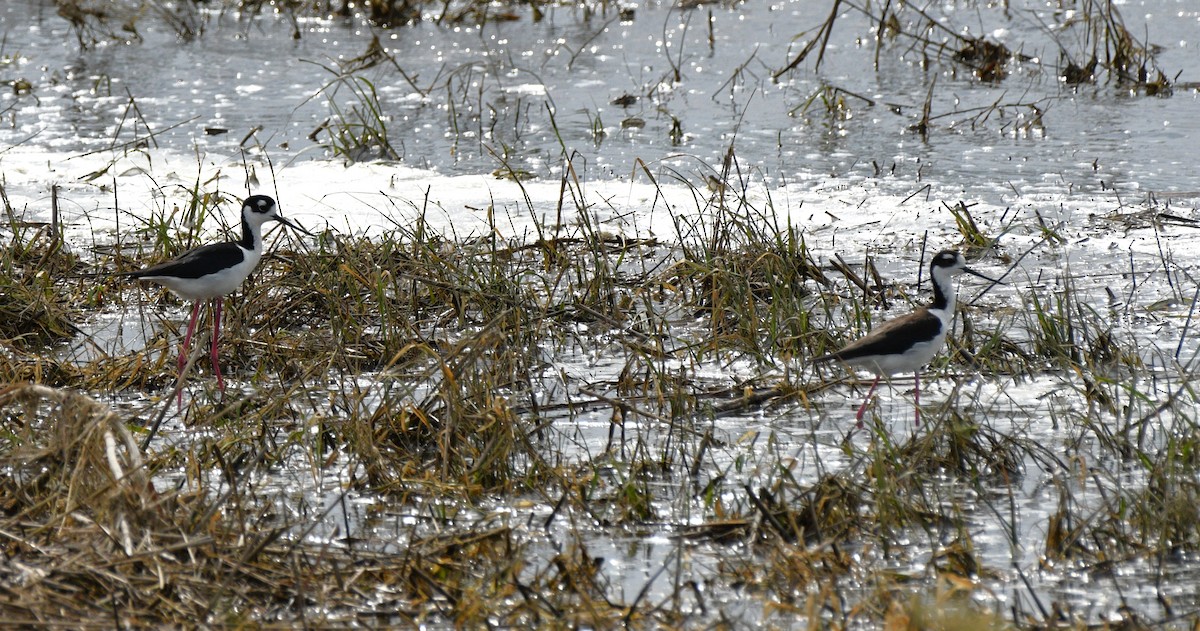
[
  {"left": 44, "top": 0, "right": 1186, "bottom": 168},
  {"left": 1, "top": 0, "right": 1198, "bottom": 627},
  {"left": 3, "top": 163, "right": 1200, "bottom": 625}
]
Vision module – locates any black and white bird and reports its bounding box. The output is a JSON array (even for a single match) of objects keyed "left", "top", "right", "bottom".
[
  {"left": 812, "top": 250, "right": 997, "bottom": 427},
  {"left": 122, "top": 195, "right": 308, "bottom": 400}
]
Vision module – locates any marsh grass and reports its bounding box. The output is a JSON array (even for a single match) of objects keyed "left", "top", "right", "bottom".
[
  {"left": 313, "top": 68, "right": 401, "bottom": 163},
  {"left": 776, "top": 0, "right": 1174, "bottom": 136},
  {"left": 0, "top": 191, "right": 79, "bottom": 349},
  {"left": 9, "top": 0, "right": 1199, "bottom": 625},
  {"left": 7, "top": 161, "right": 1200, "bottom": 626}
]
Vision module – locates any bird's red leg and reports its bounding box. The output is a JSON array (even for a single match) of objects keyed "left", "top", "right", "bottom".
[
  {"left": 211, "top": 298, "right": 224, "bottom": 392},
  {"left": 179, "top": 301, "right": 203, "bottom": 373},
  {"left": 177, "top": 301, "right": 203, "bottom": 408},
  {"left": 855, "top": 375, "right": 881, "bottom": 428}
]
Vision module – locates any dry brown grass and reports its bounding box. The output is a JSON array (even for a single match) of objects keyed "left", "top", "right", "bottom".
[{"left": 1, "top": 176, "right": 1196, "bottom": 626}]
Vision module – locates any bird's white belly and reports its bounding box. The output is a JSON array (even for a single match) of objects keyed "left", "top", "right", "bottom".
[
  {"left": 150, "top": 256, "right": 259, "bottom": 301},
  {"left": 850, "top": 331, "right": 946, "bottom": 376}
]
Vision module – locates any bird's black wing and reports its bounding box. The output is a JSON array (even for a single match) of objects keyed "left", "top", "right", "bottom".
[
  {"left": 813, "top": 310, "right": 942, "bottom": 362},
  {"left": 124, "top": 242, "right": 244, "bottom": 279}
]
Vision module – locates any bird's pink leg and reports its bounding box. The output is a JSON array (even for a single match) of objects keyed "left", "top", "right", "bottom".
[
  {"left": 855, "top": 375, "right": 881, "bottom": 428},
  {"left": 211, "top": 298, "right": 224, "bottom": 392},
  {"left": 177, "top": 301, "right": 203, "bottom": 408},
  {"left": 913, "top": 372, "right": 921, "bottom": 426},
  {"left": 178, "top": 301, "right": 203, "bottom": 373}
]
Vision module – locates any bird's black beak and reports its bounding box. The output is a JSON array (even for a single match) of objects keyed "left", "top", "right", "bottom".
[
  {"left": 276, "top": 214, "right": 315, "bottom": 237},
  {"left": 964, "top": 266, "right": 1002, "bottom": 285}
]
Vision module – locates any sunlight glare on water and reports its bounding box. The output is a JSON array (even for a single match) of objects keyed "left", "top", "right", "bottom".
[{"left": 3, "top": 0, "right": 1200, "bottom": 625}]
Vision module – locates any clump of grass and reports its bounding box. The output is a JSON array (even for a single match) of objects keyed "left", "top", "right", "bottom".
[
  {"left": 0, "top": 195, "right": 79, "bottom": 350},
  {"left": 54, "top": 0, "right": 145, "bottom": 49},
  {"left": 944, "top": 201, "right": 996, "bottom": 253},
  {"left": 0, "top": 383, "right": 551, "bottom": 626},
  {"left": 728, "top": 541, "right": 852, "bottom": 620},
  {"left": 775, "top": 0, "right": 1175, "bottom": 138},
  {"left": 314, "top": 68, "right": 401, "bottom": 163},
  {"left": 1065, "top": 0, "right": 1175, "bottom": 93},
  {"left": 341, "top": 316, "right": 548, "bottom": 495},
  {"left": 1044, "top": 416, "right": 1200, "bottom": 568},
  {"left": 776, "top": 1, "right": 1023, "bottom": 82},
  {"left": 1130, "top": 442, "right": 1200, "bottom": 549},
  {"left": 894, "top": 408, "right": 1026, "bottom": 482},
  {"left": 664, "top": 151, "right": 833, "bottom": 363},
  {"left": 750, "top": 474, "right": 866, "bottom": 544},
  {"left": 953, "top": 37, "right": 1013, "bottom": 83},
  {"left": 0, "top": 384, "right": 152, "bottom": 519},
  {"left": 0, "top": 349, "right": 85, "bottom": 386},
  {"left": 39, "top": 165, "right": 1200, "bottom": 628},
  {"left": 0, "top": 381, "right": 712, "bottom": 627},
  {"left": 364, "top": 0, "right": 420, "bottom": 27}
]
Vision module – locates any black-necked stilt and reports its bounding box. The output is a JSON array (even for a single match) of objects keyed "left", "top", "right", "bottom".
[
  {"left": 812, "top": 250, "right": 997, "bottom": 427},
  {"left": 123, "top": 195, "right": 309, "bottom": 401}
]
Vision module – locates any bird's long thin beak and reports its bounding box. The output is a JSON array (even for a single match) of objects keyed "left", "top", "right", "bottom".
[
  {"left": 964, "top": 267, "right": 1002, "bottom": 285},
  {"left": 276, "top": 214, "right": 315, "bottom": 236}
]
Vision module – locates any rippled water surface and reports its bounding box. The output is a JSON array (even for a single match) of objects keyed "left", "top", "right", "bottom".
[
  {"left": 5, "top": 0, "right": 1198, "bottom": 192},
  {"left": 4, "top": 0, "right": 1200, "bottom": 625}
]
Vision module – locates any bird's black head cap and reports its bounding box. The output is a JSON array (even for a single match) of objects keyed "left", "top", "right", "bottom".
[
  {"left": 931, "top": 250, "right": 963, "bottom": 269},
  {"left": 244, "top": 194, "right": 277, "bottom": 215}
]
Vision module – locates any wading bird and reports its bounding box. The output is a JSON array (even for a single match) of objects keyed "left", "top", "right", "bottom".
[
  {"left": 123, "top": 195, "right": 309, "bottom": 402},
  {"left": 813, "top": 250, "right": 998, "bottom": 427}
]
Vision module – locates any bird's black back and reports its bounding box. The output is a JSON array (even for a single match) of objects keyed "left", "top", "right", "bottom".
[
  {"left": 125, "top": 242, "right": 245, "bottom": 280},
  {"left": 813, "top": 309, "right": 943, "bottom": 363}
]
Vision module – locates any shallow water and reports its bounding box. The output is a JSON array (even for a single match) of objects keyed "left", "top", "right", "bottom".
[
  {"left": 4, "top": 0, "right": 1200, "bottom": 625},
  {"left": 5, "top": 0, "right": 1198, "bottom": 198}
]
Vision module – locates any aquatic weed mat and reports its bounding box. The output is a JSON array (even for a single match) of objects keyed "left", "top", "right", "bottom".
[
  {"left": 2, "top": 189, "right": 1199, "bottom": 627},
  {"left": 5, "top": 0, "right": 1200, "bottom": 624},
  {"left": 0, "top": 384, "right": 636, "bottom": 627}
]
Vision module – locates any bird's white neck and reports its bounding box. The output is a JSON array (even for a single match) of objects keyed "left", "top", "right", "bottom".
[
  {"left": 239, "top": 215, "right": 265, "bottom": 252},
  {"left": 928, "top": 268, "right": 957, "bottom": 321}
]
